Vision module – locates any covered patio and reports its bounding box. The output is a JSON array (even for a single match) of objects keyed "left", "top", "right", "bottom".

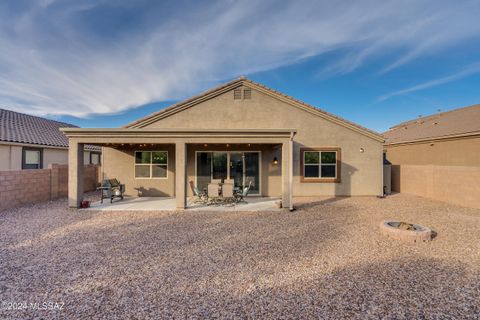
[{"left": 61, "top": 128, "right": 295, "bottom": 210}]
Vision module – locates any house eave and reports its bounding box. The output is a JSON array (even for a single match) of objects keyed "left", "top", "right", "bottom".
[
  {"left": 384, "top": 131, "right": 480, "bottom": 147},
  {"left": 60, "top": 128, "right": 297, "bottom": 140}
]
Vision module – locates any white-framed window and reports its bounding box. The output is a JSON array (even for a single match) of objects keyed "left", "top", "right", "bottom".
[
  {"left": 134, "top": 151, "right": 168, "bottom": 179},
  {"left": 90, "top": 152, "right": 101, "bottom": 165},
  {"left": 22, "top": 147, "right": 42, "bottom": 169},
  {"left": 302, "top": 149, "right": 340, "bottom": 181}
]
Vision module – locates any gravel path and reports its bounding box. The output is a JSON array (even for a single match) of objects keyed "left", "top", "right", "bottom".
[{"left": 1, "top": 193, "right": 479, "bottom": 319}]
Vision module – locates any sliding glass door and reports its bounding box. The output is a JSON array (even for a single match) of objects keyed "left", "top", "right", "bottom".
[
  {"left": 244, "top": 152, "right": 260, "bottom": 194},
  {"left": 212, "top": 152, "right": 227, "bottom": 180},
  {"left": 196, "top": 151, "right": 260, "bottom": 195},
  {"left": 229, "top": 152, "right": 243, "bottom": 188}
]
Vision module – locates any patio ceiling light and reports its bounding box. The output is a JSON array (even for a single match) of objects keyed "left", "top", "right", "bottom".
[{"left": 273, "top": 157, "right": 278, "bottom": 165}]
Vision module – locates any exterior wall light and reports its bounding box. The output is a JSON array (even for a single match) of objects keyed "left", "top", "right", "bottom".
[
  {"left": 359, "top": 148, "right": 365, "bottom": 153},
  {"left": 273, "top": 157, "right": 278, "bottom": 165}
]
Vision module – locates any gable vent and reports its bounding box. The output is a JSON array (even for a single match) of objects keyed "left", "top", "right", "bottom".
[
  {"left": 234, "top": 88, "right": 242, "bottom": 99},
  {"left": 243, "top": 88, "right": 251, "bottom": 99}
]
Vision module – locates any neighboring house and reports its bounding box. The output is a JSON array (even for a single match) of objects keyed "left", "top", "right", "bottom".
[
  {"left": 0, "top": 109, "right": 101, "bottom": 171},
  {"left": 383, "top": 104, "right": 480, "bottom": 209},
  {"left": 62, "top": 77, "right": 384, "bottom": 209},
  {"left": 384, "top": 104, "right": 480, "bottom": 166}
]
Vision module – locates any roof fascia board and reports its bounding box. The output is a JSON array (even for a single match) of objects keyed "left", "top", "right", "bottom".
[
  {"left": 384, "top": 131, "right": 480, "bottom": 146},
  {"left": 0, "top": 140, "right": 99, "bottom": 151}
]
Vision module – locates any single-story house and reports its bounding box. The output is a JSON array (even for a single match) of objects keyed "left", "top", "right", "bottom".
[
  {"left": 0, "top": 108, "right": 101, "bottom": 171},
  {"left": 61, "top": 77, "right": 384, "bottom": 209},
  {"left": 384, "top": 104, "right": 480, "bottom": 166}
]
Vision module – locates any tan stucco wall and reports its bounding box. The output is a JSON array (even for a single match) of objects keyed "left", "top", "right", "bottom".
[
  {"left": 0, "top": 144, "right": 102, "bottom": 171},
  {"left": 101, "top": 145, "right": 176, "bottom": 197},
  {"left": 84, "top": 151, "right": 90, "bottom": 165},
  {"left": 0, "top": 145, "right": 24, "bottom": 170},
  {"left": 44, "top": 148, "right": 69, "bottom": 167},
  {"left": 142, "top": 86, "right": 383, "bottom": 196},
  {"left": 384, "top": 136, "right": 480, "bottom": 166},
  {"left": 0, "top": 145, "right": 22, "bottom": 170}
]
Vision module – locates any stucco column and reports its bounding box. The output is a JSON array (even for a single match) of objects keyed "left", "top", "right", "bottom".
[
  {"left": 175, "top": 141, "right": 187, "bottom": 209},
  {"left": 68, "top": 140, "right": 84, "bottom": 208},
  {"left": 282, "top": 139, "right": 292, "bottom": 209}
]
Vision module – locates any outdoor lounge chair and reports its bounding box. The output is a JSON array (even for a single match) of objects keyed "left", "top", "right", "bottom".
[
  {"left": 235, "top": 181, "right": 252, "bottom": 203},
  {"left": 189, "top": 181, "right": 207, "bottom": 204}
]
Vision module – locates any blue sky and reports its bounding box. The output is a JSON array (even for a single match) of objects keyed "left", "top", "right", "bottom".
[{"left": 1, "top": 0, "right": 480, "bottom": 132}]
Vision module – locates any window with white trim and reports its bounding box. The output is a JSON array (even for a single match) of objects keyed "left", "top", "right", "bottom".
[
  {"left": 22, "top": 147, "right": 43, "bottom": 169},
  {"left": 135, "top": 151, "right": 168, "bottom": 178},
  {"left": 303, "top": 150, "right": 338, "bottom": 179}
]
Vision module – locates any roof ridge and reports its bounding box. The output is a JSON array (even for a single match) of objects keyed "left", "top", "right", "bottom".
[
  {"left": 124, "top": 77, "right": 244, "bottom": 128},
  {"left": 388, "top": 103, "right": 480, "bottom": 130},
  {"left": 241, "top": 78, "right": 381, "bottom": 137},
  {"left": 124, "top": 77, "right": 382, "bottom": 140}
]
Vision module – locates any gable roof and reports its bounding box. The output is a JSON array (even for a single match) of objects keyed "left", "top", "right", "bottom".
[
  {"left": 384, "top": 104, "right": 480, "bottom": 145},
  {"left": 0, "top": 108, "right": 100, "bottom": 151},
  {"left": 125, "top": 77, "right": 384, "bottom": 142}
]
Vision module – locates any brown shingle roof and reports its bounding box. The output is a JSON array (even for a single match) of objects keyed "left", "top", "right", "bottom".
[
  {"left": 384, "top": 104, "right": 480, "bottom": 145},
  {"left": 0, "top": 108, "right": 100, "bottom": 151}
]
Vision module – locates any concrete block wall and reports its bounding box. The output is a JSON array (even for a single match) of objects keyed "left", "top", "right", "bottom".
[
  {"left": 391, "top": 164, "right": 480, "bottom": 209},
  {"left": 0, "top": 164, "right": 99, "bottom": 211}
]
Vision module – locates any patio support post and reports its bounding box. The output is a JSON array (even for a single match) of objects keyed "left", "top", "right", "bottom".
[
  {"left": 289, "top": 133, "right": 294, "bottom": 210},
  {"left": 175, "top": 141, "right": 187, "bottom": 209},
  {"left": 68, "top": 140, "right": 84, "bottom": 208},
  {"left": 282, "top": 139, "right": 292, "bottom": 209}
]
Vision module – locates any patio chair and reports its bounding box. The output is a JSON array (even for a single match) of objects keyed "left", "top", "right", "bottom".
[
  {"left": 221, "top": 183, "right": 235, "bottom": 205},
  {"left": 211, "top": 179, "right": 222, "bottom": 184},
  {"left": 207, "top": 183, "right": 221, "bottom": 205},
  {"left": 235, "top": 181, "right": 252, "bottom": 203},
  {"left": 189, "top": 181, "right": 207, "bottom": 204}
]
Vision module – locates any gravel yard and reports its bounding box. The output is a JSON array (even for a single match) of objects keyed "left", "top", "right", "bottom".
[{"left": 1, "top": 193, "right": 479, "bottom": 319}]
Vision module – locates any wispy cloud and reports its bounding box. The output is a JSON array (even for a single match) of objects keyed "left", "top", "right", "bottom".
[
  {"left": 377, "top": 63, "right": 480, "bottom": 102},
  {"left": 0, "top": 0, "right": 479, "bottom": 117}
]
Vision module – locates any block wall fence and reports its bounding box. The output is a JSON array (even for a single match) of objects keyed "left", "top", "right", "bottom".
[
  {"left": 0, "top": 164, "right": 100, "bottom": 211},
  {"left": 391, "top": 164, "right": 480, "bottom": 209}
]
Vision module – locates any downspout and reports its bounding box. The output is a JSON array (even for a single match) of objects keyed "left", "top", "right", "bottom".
[{"left": 289, "top": 131, "right": 295, "bottom": 211}]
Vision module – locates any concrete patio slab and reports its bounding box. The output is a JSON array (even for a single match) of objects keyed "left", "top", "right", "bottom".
[
  {"left": 85, "top": 197, "right": 176, "bottom": 211},
  {"left": 188, "top": 197, "right": 282, "bottom": 211},
  {"left": 84, "top": 196, "right": 281, "bottom": 211}
]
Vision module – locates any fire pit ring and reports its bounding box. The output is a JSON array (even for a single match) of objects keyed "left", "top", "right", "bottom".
[{"left": 380, "top": 220, "right": 433, "bottom": 243}]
